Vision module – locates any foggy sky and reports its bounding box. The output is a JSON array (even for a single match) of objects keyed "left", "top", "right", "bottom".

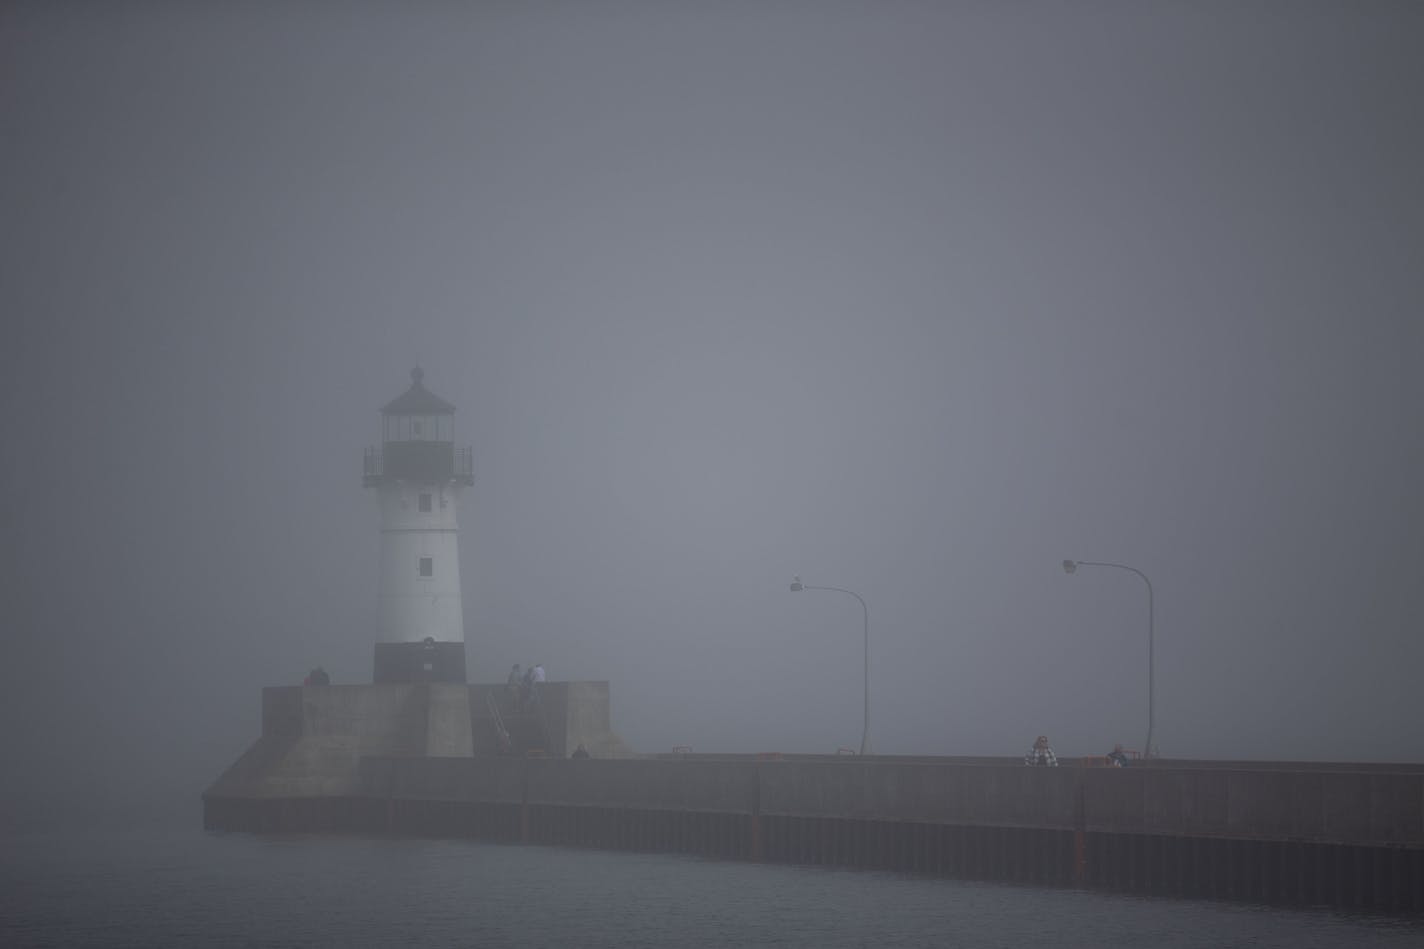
[{"left": 3, "top": 1, "right": 1422, "bottom": 818}]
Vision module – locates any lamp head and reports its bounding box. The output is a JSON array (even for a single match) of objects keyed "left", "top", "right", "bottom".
[
  {"left": 1062, "top": 560, "right": 1078, "bottom": 575},
  {"left": 790, "top": 576, "right": 804, "bottom": 592}
]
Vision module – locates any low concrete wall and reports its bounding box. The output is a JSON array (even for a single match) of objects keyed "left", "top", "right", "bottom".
[
  {"left": 425, "top": 684, "right": 473, "bottom": 757},
  {"left": 561, "top": 682, "right": 631, "bottom": 758},
  {"left": 467, "top": 681, "right": 630, "bottom": 758},
  {"left": 211, "top": 685, "right": 433, "bottom": 799},
  {"left": 263, "top": 684, "right": 428, "bottom": 751}
]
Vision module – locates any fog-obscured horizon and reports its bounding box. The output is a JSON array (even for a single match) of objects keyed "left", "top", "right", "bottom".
[{"left": 3, "top": 2, "right": 1421, "bottom": 819}]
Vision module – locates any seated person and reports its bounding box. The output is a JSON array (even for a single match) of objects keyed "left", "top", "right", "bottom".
[{"left": 1106, "top": 743, "right": 1130, "bottom": 767}]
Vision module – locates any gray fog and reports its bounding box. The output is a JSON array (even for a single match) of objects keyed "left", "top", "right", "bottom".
[{"left": 3, "top": 2, "right": 1422, "bottom": 821}]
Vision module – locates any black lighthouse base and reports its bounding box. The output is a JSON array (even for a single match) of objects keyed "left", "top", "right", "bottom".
[{"left": 373, "top": 639, "right": 467, "bottom": 684}]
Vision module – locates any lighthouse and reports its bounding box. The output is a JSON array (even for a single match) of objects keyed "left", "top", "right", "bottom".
[{"left": 363, "top": 367, "right": 475, "bottom": 683}]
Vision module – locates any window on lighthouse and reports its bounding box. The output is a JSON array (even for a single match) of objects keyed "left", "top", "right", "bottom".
[{"left": 418, "top": 557, "right": 433, "bottom": 578}]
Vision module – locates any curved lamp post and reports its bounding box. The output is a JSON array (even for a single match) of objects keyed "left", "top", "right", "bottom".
[
  {"left": 790, "top": 576, "right": 870, "bottom": 755},
  {"left": 1062, "top": 559, "right": 1155, "bottom": 758}
]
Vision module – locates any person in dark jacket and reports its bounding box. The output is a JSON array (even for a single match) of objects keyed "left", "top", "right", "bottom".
[{"left": 570, "top": 742, "right": 590, "bottom": 759}]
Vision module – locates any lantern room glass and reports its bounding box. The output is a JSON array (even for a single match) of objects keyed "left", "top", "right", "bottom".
[{"left": 384, "top": 414, "right": 452, "bottom": 443}]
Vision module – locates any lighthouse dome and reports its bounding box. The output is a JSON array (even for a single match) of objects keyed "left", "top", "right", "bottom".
[{"left": 381, "top": 366, "right": 455, "bottom": 416}]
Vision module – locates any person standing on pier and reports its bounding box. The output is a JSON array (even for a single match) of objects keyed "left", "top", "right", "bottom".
[
  {"left": 1024, "top": 735, "right": 1058, "bottom": 766},
  {"left": 506, "top": 664, "right": 522, "bottom": 711}
]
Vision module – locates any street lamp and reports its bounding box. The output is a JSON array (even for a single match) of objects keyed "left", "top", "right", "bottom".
[
  {"left": 790, "top": 576, "right": 870, "bottom": 755},
  {"left": 1062, "top": 559, "right": 1156, "bottom": 758}
]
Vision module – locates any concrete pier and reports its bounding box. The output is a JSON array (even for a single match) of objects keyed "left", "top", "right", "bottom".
[
  {"left": 206, "top": 723, "right": 1424, "bottom": 914},
  {"left": 205, "top": 681, "right": 629, "bottom": 801}
]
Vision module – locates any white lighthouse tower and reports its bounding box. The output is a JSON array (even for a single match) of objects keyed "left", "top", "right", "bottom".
[{"left": 363, "top": 367, "right": 475, "bottom": 683}]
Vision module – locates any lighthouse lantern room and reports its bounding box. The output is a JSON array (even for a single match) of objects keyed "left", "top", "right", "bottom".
[{"left": 363, "top": 368, "right": 475, "bottom": 684}]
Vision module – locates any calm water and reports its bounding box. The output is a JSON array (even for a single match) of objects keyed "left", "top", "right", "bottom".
[{"left": 2, "top": 810, "right": 1420, "bottom": 948}]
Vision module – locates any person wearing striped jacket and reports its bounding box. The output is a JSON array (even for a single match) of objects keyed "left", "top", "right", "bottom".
[{"left": 1024, "top": 735, "right": 1058, "bottom": 766}]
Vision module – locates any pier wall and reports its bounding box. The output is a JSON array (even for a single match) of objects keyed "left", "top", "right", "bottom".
[
  {"left": 357, "top": 756, "right": 1423, "bottom": 848},
  {"left": 468, "top": 681, "right": 631, "bottom": 758},
  {"left": 205, "top": 754, "right": 1424, "bottom": 913}
]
